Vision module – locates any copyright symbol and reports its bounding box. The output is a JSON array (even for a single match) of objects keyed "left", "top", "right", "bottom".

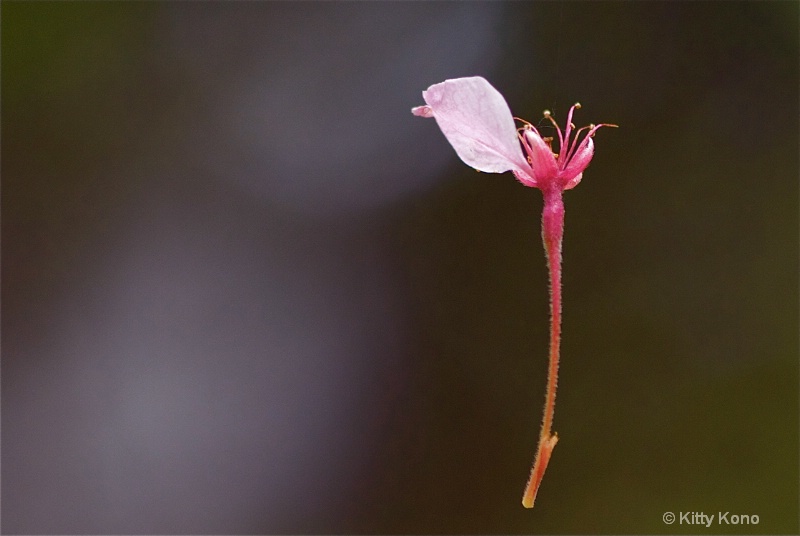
[{"left": 663, "top": 512, "right": 675, "bottom": 524}]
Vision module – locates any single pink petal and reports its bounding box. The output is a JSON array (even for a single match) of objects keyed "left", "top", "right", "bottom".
[
  {"left": 561, "top": 135, "right": 594, "bottom": 182},
  {"left": 522, "top": 128, "right": 559, "bottom": 184},
  {"left": 419, "top": 77, "right": 532, "bottom": 176},
  {"left": 563, "top": 172, "right": 583, "bottom": 190}
]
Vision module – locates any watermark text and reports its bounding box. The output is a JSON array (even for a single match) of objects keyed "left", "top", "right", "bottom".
[{"left": 662, "top": 511, "right": 759, "bottom": 526}]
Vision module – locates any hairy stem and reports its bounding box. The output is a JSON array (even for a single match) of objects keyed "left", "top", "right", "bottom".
[{"left": 522, "top": 189, "right": 564, "bottom": 509}]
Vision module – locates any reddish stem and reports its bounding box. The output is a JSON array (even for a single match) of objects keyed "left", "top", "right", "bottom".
[{"left": 522, "top": 188, "right": 564, "bottom": 509}]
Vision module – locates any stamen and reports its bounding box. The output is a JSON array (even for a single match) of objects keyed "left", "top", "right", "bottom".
[
  {"left": 564, "top": 125, "right": 593, "bottom": 163},
  {"left": 544, "top": 115, "right": 560, "bottom": 129},
  {"left": 563, "top": 123, "right": 618, "bottom": 164},
  {"left": 514, "top": 116, "right": 534, "bottom": 129},
  {"left": 563, "top": 105, "right": 583, "bottom": 160},
  {"left": 517, "top": 128, "right": 536, "bottom": 169},
  {"left": 540, "top": 104, "right": 613, "bottom": 168},
  {"left": 542, "top": 111, "right": 564, "bottom": 158}
]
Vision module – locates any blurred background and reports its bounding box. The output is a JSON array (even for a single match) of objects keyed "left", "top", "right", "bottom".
[{"left": 2, "top": 2, "right": 797, "bottom": 534}]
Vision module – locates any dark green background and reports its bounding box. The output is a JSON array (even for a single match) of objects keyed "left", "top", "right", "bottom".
[{"left": 3, "top": 2, "right": 797, "bottom": 534}]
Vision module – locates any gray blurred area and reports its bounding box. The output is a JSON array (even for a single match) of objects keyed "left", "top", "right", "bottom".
[{"left": 2, "top": 2, "right": 798, "bottom": 534}]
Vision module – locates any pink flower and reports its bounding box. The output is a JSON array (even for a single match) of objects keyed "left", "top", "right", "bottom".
[
  {"left": 413, "top": 76, "right": 615, "bottom": 510},
  {"left": 411, "top": 76, "right": 613, "bottom": 194}
]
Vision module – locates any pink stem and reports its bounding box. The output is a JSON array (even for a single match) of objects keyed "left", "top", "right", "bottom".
[{"left": 522, "top": 188, "right": 564, "bottom": 509}]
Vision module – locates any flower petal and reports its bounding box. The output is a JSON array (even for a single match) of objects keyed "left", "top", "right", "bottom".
[
  {"left": 522, "top": 128, "right": 559, "bottom": 183},
  {"left": 562, "top": 135, "right": 594, "bottom": 183},
  {"left": 564, "top": 172, "right": 582, "bottom": 190},
  {"left": 420, "top": 77, "right": 531, "bottom": 175}
]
